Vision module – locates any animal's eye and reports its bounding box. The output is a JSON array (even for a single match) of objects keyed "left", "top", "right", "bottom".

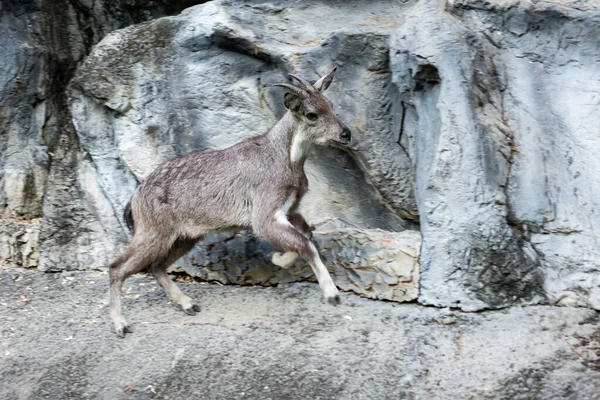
[{"left": 306, "top": 112, "right": 318, "bottom": 121}]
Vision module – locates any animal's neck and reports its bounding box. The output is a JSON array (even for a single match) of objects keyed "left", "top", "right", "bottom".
[{"left": 268, "top": 112, "right": 311, "bottom": 169}]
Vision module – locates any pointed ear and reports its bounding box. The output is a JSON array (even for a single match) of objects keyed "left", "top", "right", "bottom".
[
  {"left": 284, "top": 92, "right": 303, "bottom": 112},
  {"left": 313, "top": 67, "right": 337, "bottom": 92}
]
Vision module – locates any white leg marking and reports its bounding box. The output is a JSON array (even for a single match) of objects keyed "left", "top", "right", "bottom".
[
  {"left": 273, "top": 206, "right": 339, "bottom": 304},
  {"left": 179, "top": 295, "right": 194, "bottom": 311},
  {"left": 272, "top": 251, "right": 299, "bottom": 268},
  {"left": 272, "top": 208, "right": 300, "bottom": 268},
  {"left": 275, "top": 210, "right": 293, "bottom": 228},
  {"left": 308, "top": 242, "right": 339, "bottom": 301}
]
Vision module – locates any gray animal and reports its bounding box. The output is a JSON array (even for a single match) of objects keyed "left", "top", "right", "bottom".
[{"left": 109, "top": 67, "right": 352, "bottom": 337}]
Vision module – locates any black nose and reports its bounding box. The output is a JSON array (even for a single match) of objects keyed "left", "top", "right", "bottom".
[{"left": 340, "top": 127, "right": 352, "bottom": 142}]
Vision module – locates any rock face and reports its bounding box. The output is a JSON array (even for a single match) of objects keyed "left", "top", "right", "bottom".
[
  {"left": 178, "top": 228, "right": 420, "bottom": 303},
  {"left": 391, "top": 0, "right": 600, "bottom": 310},
  {"left": 2, "top": 0, "right": 599, "bottom": 310},
  {"left": 65, "top": 0, "right": 418, "bottom": 273},
  {"left": 63, "top": 0, "right": 421, "bottom": 302},
  {"left": 0, "top": 219, "right": 40, "bottom": 268},
  {"left": 0, "top": 0, "right": 209, "bottom": 269}
]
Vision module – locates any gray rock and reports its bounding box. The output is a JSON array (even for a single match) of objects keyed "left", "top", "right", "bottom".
[
  {"left": 178, "top": 228, "right": 420, "bottom": 303},
  {"left": 0, "top": 0, "right": 209, "bottom": 272},
  {"left": 63, "top": 0, "right": 418, "bottom": 282},
  {"left": 390, "top": 0, "right": 600, "bottom": 310},
  {"left": 0, "top": 269, "right": 599, "bottom": 399},
  {"left": 0, "top": 219, "right": 40, "bottom": 268},
  {"left": 1, "top": 0, "right": 599, "bottom": 312}
]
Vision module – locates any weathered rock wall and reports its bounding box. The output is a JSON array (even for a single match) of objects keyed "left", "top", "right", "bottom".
[
  {"left": 391, "top": 0, "right": 600, "bottom": 310},
  {"left": 178, "top": 228, "right": 420, "bottom": 303},
  {"left": 0, "top": 0, "right": 209, "bottom": 270},
  {"left": 64, "top": 0, "right": 421, "bottom": 302},
  {"left": 2, "top": 0, "right": 598, "bottom": 310}
]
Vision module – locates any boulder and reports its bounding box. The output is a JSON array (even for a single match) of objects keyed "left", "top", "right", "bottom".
[
  {"left": 63, "top": 0, "right": 421, "bottom": 303},
  {"left": 391, "top": 0, "right": 600, "bottom": 310},
  {"left": 0, "top": 0, "right": 209, "bottom": 271},
  {"left": 177, "top": 228, "right": 420, "bottom": 302}
]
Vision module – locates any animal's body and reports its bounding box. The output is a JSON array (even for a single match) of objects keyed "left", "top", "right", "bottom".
[{"left": 109, "top": 68, "right": 352, "bottom": 337}]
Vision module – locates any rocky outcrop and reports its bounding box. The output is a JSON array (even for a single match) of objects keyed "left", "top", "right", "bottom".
[
  {"left": 63, "top": 0, "right": 421, "bottom": 302},
  {"left": 177, "top": 228, "right": 420, "bottom": 302},
  {"left": 0, "top": 218, "right": 40, "bottom": 268},
  {"left": 391, "top": 0, "right": 600, "bottom": 310},
  {"left": 0, "top": 0, "right": 209, "bottom": 270},
  {"left": 2, "top": 0, "right": 598, "bottom": 310}
]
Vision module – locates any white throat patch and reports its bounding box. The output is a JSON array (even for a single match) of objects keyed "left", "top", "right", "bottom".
[{"left": 290, "top": 131, "right": 311, "bottom": 164}]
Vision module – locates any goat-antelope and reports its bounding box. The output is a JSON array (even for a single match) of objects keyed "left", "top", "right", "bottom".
[{"left": 109, "top": 67, "right": 351, "bottom": 337}]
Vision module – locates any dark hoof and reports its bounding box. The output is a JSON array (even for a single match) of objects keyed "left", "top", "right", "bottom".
[
  {"left": 327, "top": 295, "right": 341, "bottom": 306},
  {"left": 116, "top": 325, "right": 132, "bottom": 338},
  {"left": 183, "top": 304, "right": 201, "bottom": 315}
]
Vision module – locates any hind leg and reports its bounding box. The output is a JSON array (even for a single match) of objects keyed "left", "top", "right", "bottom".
[
  {"left": 149, "top": 238, "right": 200, "bottom": 315},
  {"left": 109, "top": 234, "right": 172, "bottom": 337}
]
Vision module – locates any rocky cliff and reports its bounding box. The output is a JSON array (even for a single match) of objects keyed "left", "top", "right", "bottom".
[
  {"left": 0, "top": 0, "right": 209, "bottom": 265},
  {"left": 1, "top": 0, "right": 598, "bottom": 310}
]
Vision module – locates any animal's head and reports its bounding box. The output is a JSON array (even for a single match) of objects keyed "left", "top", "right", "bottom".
[{"left": 274, "top": 67, "right": 352, "bottom": 147}]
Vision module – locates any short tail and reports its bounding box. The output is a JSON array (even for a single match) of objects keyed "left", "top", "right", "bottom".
[{"left": 123, "top": 200, "right": 134, "bottom": 233}]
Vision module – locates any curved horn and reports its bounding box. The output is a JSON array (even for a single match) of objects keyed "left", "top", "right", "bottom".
[
  {"left": 288, "top": 74, "right": 315, "bottom": 91},
  {"left": 272, "top": 83, "right": 308, "bottom": 98}
]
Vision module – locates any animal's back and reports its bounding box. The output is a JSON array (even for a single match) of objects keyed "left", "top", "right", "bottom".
[{"left": 130, "top": 135, "right": 279, "bottom": 235}]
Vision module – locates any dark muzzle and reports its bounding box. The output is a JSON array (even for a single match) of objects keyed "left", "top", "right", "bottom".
[{"left": 340, "top": 127, "right": 352, "bottom": 144}]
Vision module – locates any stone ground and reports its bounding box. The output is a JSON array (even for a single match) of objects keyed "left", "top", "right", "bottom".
[{"left": 0, "top": 268, "right": 599, "bottom": 400}]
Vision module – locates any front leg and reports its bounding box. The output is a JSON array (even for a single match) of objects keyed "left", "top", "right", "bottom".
[
  {"left": 272, "top": 212, "right": 313, "bottom": 268},
  {"left": 255, "top": 210, "right": 340, "bottom": 305},
  {"left": 288, "top": 212, "right": 314, "bottom": 239}
]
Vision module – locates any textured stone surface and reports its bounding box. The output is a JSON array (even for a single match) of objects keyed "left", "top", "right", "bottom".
[
  {"left": 0, "top": 219, "right": 40, "bottom": 268},
  {"left": 64, "top": 0, "right": 419, "bottom": 274},
  {"left": 1, "top": 0, "right": 599, "bottom": 311},
  {"left": 60, "top": 0, "right": 421, "bottom": 300},
  {"left": 390, "top": 0, "right": 600, "bottom": 310},
  {"left": 0, "top": 0, "right": 209, "bottom": 270},
  {"left": 177, "top": 228, "right": 420, "bottom": 302},
  {"left": 1, "top": 269, "right": 599, "bottom": 399},
  {"left": 0, "top": 2, "right": 49, "bottom": 221}
]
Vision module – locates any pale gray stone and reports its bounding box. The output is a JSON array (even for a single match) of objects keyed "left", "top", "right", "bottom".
[
  {"left": 177, "top": 228, "right": 420, "bottom": 303},
  {"left": 1, "top": 0, "right": 598, "bottom": 312},
  {"left": 64, "top": 0, "right": 419, "bottom": 286},
  {"left": 0, "top": 219, "right": 40, "bottom": 268},
  {"left": 390, "top": 0, "right": 600, "bottom": 310}
]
